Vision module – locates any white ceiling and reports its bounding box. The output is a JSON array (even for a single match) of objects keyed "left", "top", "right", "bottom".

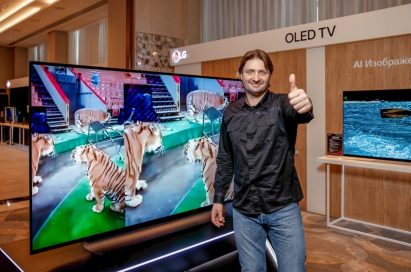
[{"left": 0, "top": 0, "right": 107, "bottom": 48}]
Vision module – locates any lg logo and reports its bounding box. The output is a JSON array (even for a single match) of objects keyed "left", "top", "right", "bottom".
[{"left": 171, "top": 49, "right": 188, "bottom": 63}]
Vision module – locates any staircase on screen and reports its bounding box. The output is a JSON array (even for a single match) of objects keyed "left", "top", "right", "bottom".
[
  {"left": 145, "top": 74, "right": 184, "bottom": 121},
  {"left": 36, "top": 86, "right": 71, "bottom": 133}
]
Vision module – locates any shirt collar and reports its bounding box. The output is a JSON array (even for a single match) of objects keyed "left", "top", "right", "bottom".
[{"left": 240, "top": 90, "right": 271, "bottom": 109}]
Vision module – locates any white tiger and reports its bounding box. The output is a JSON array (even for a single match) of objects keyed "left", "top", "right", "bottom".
[
  {"left": 186, "top": 90, "right": 225, "bottom": 121},
  {"left": 74, "top": 108, "right": 110, "bottom": 133}
]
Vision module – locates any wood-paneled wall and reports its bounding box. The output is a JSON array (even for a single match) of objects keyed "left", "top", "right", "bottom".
[
  {"left": 202, "top": 49, "right": 309, "bottom": 210},
  {"left": 325, "top": 34, "right": 411, "bottom": 231}
]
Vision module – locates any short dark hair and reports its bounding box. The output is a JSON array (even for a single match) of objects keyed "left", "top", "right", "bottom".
[{"left": 238, "top": 49, "right": 274, "bottom": 75}]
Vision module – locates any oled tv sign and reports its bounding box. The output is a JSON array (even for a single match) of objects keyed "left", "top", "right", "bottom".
[{"left": 284, "top": 25, "right": 336, "bottom": 44}]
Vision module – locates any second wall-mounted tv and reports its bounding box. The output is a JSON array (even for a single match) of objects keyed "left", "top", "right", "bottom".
[
  {"left": 343, "top": 89, "right": 411, "bottom": 162},
  {"left": 29, "top": 61, "right": 243, "bottom": 254}
]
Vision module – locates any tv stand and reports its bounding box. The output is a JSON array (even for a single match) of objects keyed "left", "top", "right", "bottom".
[
  {"left": 317, "top": 155, "right": 411, "bottom": 247},
  {"left": 82, "top": 208, "right": 212, "bottom": 255},
  {"left": 1, "top": 203, "right": 241, "bottom": 271},
  {"left": 72, "top": 202, "right": 239, "bottom": 271},
  {"left": 1, "top": 202, "right": 280, "bottom": 271}
]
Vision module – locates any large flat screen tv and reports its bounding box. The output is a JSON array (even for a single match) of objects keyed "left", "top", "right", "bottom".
[
  {"left": 29, "top": 61, "right": 243, "bottom": 254},
  {"left": 343, "top": 89, "right": 411, "bottom": 162}
]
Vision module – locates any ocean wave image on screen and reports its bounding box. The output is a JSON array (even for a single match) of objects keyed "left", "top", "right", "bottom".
[{"left": 343, "top": 101, "right": 411, "bottom": 161}]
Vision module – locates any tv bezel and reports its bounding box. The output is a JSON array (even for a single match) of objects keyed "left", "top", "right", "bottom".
[
  {"left": 29, "top": 61, "right": 239, "bottom": 254},
  {"left": 342, "top": 89, "right": 411, "bottom": 163}
]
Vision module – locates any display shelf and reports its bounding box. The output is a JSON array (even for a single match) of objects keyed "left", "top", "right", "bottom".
[
  {"left": 0, "top": 123, "right": 29, "bottom": 146},
  {"left": 317, "top": 155, "right": 411, "bottom": 247},
  {"left": 317, "top": 155, "right": 411, "bottom": 173}
]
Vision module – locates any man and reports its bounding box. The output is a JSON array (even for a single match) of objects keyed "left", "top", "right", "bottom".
[{"left": 211, "top": 49, "right": 313, "bottom": 272}]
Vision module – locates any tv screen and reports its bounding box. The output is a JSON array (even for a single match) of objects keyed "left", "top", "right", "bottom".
[
  {"left": 343, "top": 90, "right": 411, "bottom": 162},
  {"left": 29, "top": 61, "right": 243, "bottom": 253}
]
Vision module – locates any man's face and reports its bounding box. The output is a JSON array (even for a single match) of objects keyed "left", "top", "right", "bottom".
[{"left": 240, "top": 58, "right": 270, "bottom": 97}]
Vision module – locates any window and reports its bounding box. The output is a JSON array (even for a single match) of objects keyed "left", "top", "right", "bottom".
[{"left": 68, "top": 19, "right": 107, "bottom": 66}]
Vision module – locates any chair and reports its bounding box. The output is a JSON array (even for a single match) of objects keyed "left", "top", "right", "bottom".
[
  {"left": 87, "top": 121, "right": 124, "bottom": 161},
  {"left": 202, "top": 107, "right": 223, "bottom": 142}
]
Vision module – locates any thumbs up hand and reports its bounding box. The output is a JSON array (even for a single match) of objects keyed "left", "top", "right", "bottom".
[{"left": 288, "top": 74, "right": 312, "bottom": 114}]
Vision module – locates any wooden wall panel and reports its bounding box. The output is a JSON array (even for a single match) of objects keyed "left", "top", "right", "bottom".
[
  {"left": 345, "top": 167, "right": 385, "bottom": 224},
  {"left": 202, "top": 57, "right": 241, "bottom": 79},
  {"left": 202, "top": 49, "right": 309, "bottom": 210},
  {"left": 325, "top": 34, "right": 411, "bottom": 230},
  {"left": 345, "top": 168, "right": 411, "bottom": 230}
]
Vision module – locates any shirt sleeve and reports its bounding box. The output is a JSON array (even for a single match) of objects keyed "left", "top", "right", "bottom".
[{"left": 213, "top": 116, "right": 235, "bottom": 204}]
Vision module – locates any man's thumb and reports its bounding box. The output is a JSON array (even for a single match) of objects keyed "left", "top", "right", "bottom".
[{"left": 289, "top": 73, "right": 297, "bottom": 92}]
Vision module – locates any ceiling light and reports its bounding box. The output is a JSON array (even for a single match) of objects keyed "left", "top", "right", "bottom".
[
  {"left": 0, "top": 6, "right": 41, "bottom": 33},
  {"left": 0, "top": 0, "right": 60, "bottom": 33},
  {"left": 43, "top": 0, "right": 59, "bottom": 4},
  {"left": 0, "top": 0, "right": 34, "bottom": 23}
]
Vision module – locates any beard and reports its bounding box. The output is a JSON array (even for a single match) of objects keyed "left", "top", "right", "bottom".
[{"left": 243, "top": 80, "right": 269, "bottom": 97}]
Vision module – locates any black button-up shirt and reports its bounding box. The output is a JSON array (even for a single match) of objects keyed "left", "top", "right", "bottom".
[{"left": 213, "top": 91, "right": 314, "bottom": 215}]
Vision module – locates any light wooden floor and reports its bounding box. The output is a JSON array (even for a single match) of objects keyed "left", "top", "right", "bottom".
[
  {"left": 302, "top": 212, "right": 411, "bottom": 272},
  {"left": 0, "top": 144, "right": 29, "bottom": 201}
]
